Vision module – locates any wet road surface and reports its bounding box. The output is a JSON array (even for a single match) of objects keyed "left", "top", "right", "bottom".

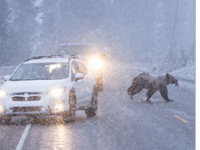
[{"left": 0, "top": 64, "right": 195, "bottom": 150}]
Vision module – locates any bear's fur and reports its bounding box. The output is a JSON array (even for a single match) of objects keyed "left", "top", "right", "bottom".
[{"left": 127, "top": 72, "right": 178, "bottom": 102}]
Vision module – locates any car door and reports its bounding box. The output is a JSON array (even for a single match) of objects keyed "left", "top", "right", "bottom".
[
  {"left": 70, "top": 61, "right": 85, "bottom": 104},
  {"left": 76, "top": 61, "right": 95, "bottom": 102}
]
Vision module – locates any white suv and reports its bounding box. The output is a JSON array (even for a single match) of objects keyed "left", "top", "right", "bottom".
[{"left": 0, "top": 55, "right": 98, "bottom": 124}]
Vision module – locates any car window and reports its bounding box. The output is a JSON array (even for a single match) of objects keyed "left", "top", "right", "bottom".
[
  {"left": 71, "top": 62, "right": 78, "bottom": 74},
  {"left": 71, "top": 61, "right": 81, "bottom": 81},
  {"left": 76, "top": 61, "right": 88, "bottom": 75},
  {"left": 10, "top": 63, "right": 69, "bottom": 80}
]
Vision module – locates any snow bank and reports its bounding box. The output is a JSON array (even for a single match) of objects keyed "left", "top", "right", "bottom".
[
  {"left": 121, "top": 61, "right": 195, "bottom": 82},
  {"left": 170, "top": 64, "right": 195, "bottom": 82}
]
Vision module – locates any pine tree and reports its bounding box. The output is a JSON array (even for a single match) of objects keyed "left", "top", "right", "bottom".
[
  {"left": 6, "top": 0, "right": 37, "bottom": 64},
  {"left": 0, "top": 0, "right": 10, "bottom": 66}
]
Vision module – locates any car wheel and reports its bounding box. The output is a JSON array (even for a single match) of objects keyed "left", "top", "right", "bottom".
[
  {"left": 85, "top": 89, "right": 98, "bottom": 117},
  {"left": 62, "top": 91, "right": 76, "bottom": 123}
]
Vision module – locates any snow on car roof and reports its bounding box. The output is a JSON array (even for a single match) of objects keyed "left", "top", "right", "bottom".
[{"left": 24, "top": 57, "right": 69, "bottom": 64}]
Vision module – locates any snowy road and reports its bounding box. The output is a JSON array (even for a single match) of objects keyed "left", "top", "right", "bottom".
[{"left": 0, "top": 64, "right": 195, "bottom": 150}]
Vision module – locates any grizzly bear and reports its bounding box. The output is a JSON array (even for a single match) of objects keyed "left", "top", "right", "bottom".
[{"left": 127, "top": 72, "right": 178, "bottom": 102}]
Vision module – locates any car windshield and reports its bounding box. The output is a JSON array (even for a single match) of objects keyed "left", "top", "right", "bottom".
[{"left": 10, "top": 62, "right": 68, "bottom": 81}]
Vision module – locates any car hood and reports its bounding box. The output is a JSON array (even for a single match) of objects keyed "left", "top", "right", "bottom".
[{"left": 0, "top": 79, "right": 68, "bottom": 94}]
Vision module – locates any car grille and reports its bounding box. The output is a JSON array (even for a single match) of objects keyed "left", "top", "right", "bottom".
[
  {"left": 11, "top": 92, "right": 42, "bottom": 101},
  {"left": 10, "top": 107, "right": 42, "bottom": 112},
  {"left": 12, "top": 97, "right": 25, "bottom": 101}
]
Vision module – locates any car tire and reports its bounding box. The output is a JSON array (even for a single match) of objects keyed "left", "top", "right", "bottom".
[
  {"left": 62, "top": 90, "right": 76, "bottom": 123},
  {"left": 85, "top": 89, "right": 98, "bottom": 117}
]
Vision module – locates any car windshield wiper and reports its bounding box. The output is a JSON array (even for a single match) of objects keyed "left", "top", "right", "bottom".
[
  {"left": 10, "top": 79, "right": 21, "bottom": 81},
  {"left": 37, "top": 78, "right": 64, "bottom": 80},
  {"left": 10, "top": 79, "right": 47, "bottom": 81},
  {"left": 10, "top": 78, "right": 62, "bottom": 81},
  {"left": 36, "top": 78, "right": 53, "bottom": 80}
]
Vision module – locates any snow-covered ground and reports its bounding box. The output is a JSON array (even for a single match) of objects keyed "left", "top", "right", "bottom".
[
  {"left": 117, "top": 61, "right": 195, "bottom": 92},
  {"left": 170, "top": 64, "right": 195, "bottom": 82},
  {"left": 121, "top": 61, "right": 195, "bottom": 82}
]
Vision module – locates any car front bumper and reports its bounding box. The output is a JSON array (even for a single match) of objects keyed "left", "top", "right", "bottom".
[{"left": 0, "top": 95, "right": 69, "bottom": 116}]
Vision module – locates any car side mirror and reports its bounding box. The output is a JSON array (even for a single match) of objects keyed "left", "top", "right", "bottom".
[
  {"left": 74, "top": 73, "right": 84, "bottom": 81},
  {"left": 4, "top": 75, "right": 11, "bottom": 81}
]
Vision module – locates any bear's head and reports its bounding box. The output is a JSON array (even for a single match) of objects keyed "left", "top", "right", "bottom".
[{"left": 166, "top": 73, "right": 178, "bottom": 86}]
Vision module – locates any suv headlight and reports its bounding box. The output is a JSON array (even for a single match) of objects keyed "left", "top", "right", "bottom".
[
  {"left": 0, "top": 90, "right": 7, "bottom": 97},
  {"left": 47, "top": 87, "right": 66, "bottom": 97},
  {"left": 88, "top": 57, "right": 103, "bottom": 71}
]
